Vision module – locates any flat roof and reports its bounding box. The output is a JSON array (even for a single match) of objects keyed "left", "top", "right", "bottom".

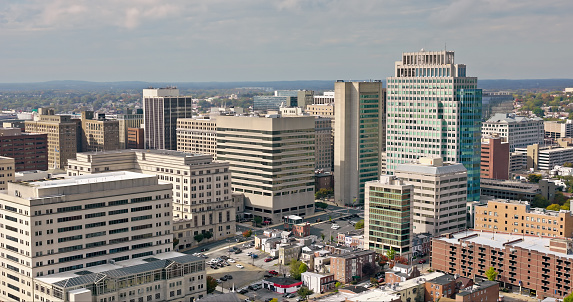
[
  {"left": 395, "top": 162, "right": 466, "bottom": 175},
  {"left": 24, "top": 171, "right": 153, "bottom": 188},
  {"left": 77, "top": 149, "right": 207, "bottom": 158}
]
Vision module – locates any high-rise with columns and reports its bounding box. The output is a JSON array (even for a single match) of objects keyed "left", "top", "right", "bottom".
[{"left": 386, "top": 50, "right": 482, "bottom": 202}]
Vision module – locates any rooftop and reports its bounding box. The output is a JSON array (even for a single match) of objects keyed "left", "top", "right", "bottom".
[
  {"left": 395, "top": 161, "right": 466, "bottom": 176},
  {"left": 457, "top": 280, "right": 498, "bottom": 296},
  {"left": 430, "top": 274, "right": 457, "bottom": 285},
  {"left": 79, "top": 148, "right": 207, "bottom": 158},
  {"left": 332, "top": 249, "right": 375, "bottom": 259},
  {"left": 485, "top": 113, "right": 543, "bottom": 124},
  {"left": 265, "top": 277, "right": 301, "bottom": 286},
  {"left": 18, "top": 171, "right": 153, "bottom": 188}
]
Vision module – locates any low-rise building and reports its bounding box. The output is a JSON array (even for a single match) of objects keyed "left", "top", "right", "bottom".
[
  {"left": 337, "top": 232, "right": 364, "bottom": 248},
  {"left": 330, "top": 250, "right": 377, "bottom": 283},
  {"left": 278, "top": 244, "right": 302, "bottom": 265},
  {"left": 424, "top": 274, "right": 457, "bottom": 302},
  {"left": 412, "top": 233, "right": 432, "bottom": 255},
  {"left": 451, "top": 280, "right": 499, "bottom": 302},
  {"left": 480, "top": 178, "right": 556, "bottom": 202},
  {"left": 545, "top": 120, "right": 573, "bottom": 141},
  {"left": 293, "top": 222, "right": 311, "bottom": 238},
  {"left": 262, "top": 277, "right": 302, "bottom": 294},
  {"left": 517, "top": 139, "right": 573, "bottom": 170},
  {"left": 301, "top": 272, "right": 335, "bottom": 294},
  {"left": 385, "top": 264, "right": 420, "bottom": 283}
]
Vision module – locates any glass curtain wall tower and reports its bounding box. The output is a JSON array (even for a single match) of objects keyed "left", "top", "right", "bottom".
[{"left": 386, "top": 50, "right": 482, "bottom": 202}]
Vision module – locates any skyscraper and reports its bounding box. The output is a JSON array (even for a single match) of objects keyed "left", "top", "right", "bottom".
[
  {"left": 386, "top": 50, "right": 482, "bottom": 201},
  {"left": 143, "top": 87, "right": 193, "bottom": 150},
  {"left": 334, "top": 81, "right": 385, "bottom": 205}
]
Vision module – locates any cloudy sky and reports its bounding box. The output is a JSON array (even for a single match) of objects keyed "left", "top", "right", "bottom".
[{"left": 1, "top": 0, "right": 572, "bottom": 82}]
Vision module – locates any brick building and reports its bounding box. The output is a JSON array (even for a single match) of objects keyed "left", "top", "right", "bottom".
[
  {"left": 432, "top": 230, "right": 573, "bottom": 300},
  {"left": 0, "top": 128, "right": 48, "bottom": 171},
  {"left": 301, "top": 272, "right": 335, "bottom": 294},
  {"left": 127, "top": 127, "right": 144, "bottom": 149},
  {"left": 330, "top": 250, "right": 377, "bottom": 283},
  {"left": 292, "top": 222, "right": 311, "bottom": 238},
  {"left": 425, "top": 274, "right": 457, "bottom": 301},
  {"left": 481, "top": 135, "right": 510, "bottom": 180}
]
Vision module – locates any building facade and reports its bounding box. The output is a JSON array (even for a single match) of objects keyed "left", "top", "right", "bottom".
[
  {"left": 80, "top": 111, "right": 120, "bottom": 152},
  {"left": 66, "top": 149, "right": 235, "bottom": 251},
  {"left": 143, "top": 87, "right": 193, "bottom": 150},
  {"left": 482, "top": 113, "right": 544, "bottom": 152},
  {"left": 313, "top": 91, "right": 335, "bottom": 105},
  {"left": 115, "top": 110, "right": 144, "bottom": 149},
  {"left": 0, "top": 127, "right": 48, "bottom": 171},
  {"left": 306, "top": 104, "right": 334, "bottom": 117},
  {"left": 474, "top": 199, "right": 573, "bottom": 238},
  {"left": 216, "top": 115, "right": 315, "bottom": 223},
  {"left": 314, "top": 117, "right": 333, "bottom": 171},
  {"left": 481, "top": 136, "right": 510, "bottom": 180},
  {"left": 0, "top": 171, "right": 174, "bottom": 302},
  {"left": 334, "top": 80, "right": 385, "bottom": 205},
  {"left": 127, "top": 127, "right": 145, "bottom": 149},
  {"left": 480, "top": 178, "right": 556, "bottom": 202},
  {"left": 301, "top": 272, "right": 335, "bottom": 294},
  {"left": 177, "top": 117, "right": 218, "bottom": 158},
  {"left": 330, "top": 250, "right": 377, "bottom": 283},
  {"left": 386, "top": 50, "right": 482, "bottom": 202},
  {"left": 0, "top": 156, "right": 15, "bottom": 190},
  {"left": 517, "top": 139, "right": 573, "bottom": 170},
  {"left": 365, "top": 175, "right": 413, "bottom": 255},
  {"left": 395, "top": 157, "right": 467, "bottom": 236}
]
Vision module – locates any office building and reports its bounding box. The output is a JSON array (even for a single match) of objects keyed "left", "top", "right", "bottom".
[
  {"left": 0, "top": 171, "right": 173, "bottom": 302},
  {"left": 480, "top": 178, "right": 557, "bottom": 202},
  {"left": 482, "top": 113, "right": 544, "bottom": 152},
  {"left": 115, "top": 109, "right": 144, "bottom": 148},
  {"left": 517, "top": 139, "right": 573, "bottom": 170},
  {"left": 474, "top": 199, "right": 573, "bottom": 238},
  {"left": 297, "top": 90, "right": 314, "bottom": 109},
  {"left": 330, "top": 250, "right": 377, "bottom": 283},
  {"left": 0, "top": 156, "right": 14, "bottom": 190},
  {"left": 482, "top": 91, "right": 514, "bottom": 120},
  {"left": 143, "top": 87, "right": 193, "bottom": 150},
  {"left": 25, "top": 111, "right": 80, "bottom": 169},
  {"left": 253, "top": 95, "right": 297, "bottom": 111},
  {"left": 216, "top": 115, "right": 315, "bottom": 222},
  {"left": 80, "top": 111, "right": 120, "bottom": 152},
  {"left": 481, "top": 135, "right": 510, "bottom": 180},
  {"left": 0, "top": 128, "right": 48, "bottom": 171},
  {"left": 334, "top": 80, "right": 385, "bottom": 205},
  {"left": 365, "top": 175, "right": 412, "bottom": 255},
  {"left": 395, "top": 157, "right": 467, "bottom": 236},
  {"left": 386, "top": 50, "right": 482, "bottom": 202},
  {"left": 177, "top": 117, "right": 218, "bottom": 158},
  {"left": 127, "top": 127, "right": 145, "bottom": 149},
  {"left": 432, "top": 230, "right": 573, "bottom": 300},
  {"left": 313, "top": 91, "right": 335, "bottom": 105},
  {"left": 306, "top": 103, "right": 334, "bottom": 117},
  {"left": 66, "top": 149, "right": 235, "bottom": 251},
  {"left": 314, "top": 117, "right": 333, "bottom": 171}
]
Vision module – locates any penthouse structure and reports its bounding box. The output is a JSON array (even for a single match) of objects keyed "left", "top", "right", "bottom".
[
  {"left": 395, "top": 157, "right": 467, "bottom": 236},
  {"left": 66, "top": 149, "right": 235, "bottom": 251},
  {"left": 432, "top": 230, "right": 573, "bottom": 300},
  {"left": 313, "top": 91, "right": 335, "bottom": 105},
  {"left": 482, "top": 113, "right": 544, "bottom": 152},
  {"left": 0, "top": 127, "right": 48, "bottom": 171},
  {"left": 0, "top": 172, "right": 173, "bottom": 302}
]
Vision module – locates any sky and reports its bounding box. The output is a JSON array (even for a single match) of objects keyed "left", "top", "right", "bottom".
[{"left": 1, "top": 0, "right": 572, "bottom": 83}]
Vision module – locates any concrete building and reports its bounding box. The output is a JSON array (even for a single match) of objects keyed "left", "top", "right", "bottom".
[
  {"left": 432, "top": 230, "right": 573, "bottom": 300},
  {"left": 395, "top": 157, "right": 467, "bottom": 236},
  {"left": 0, "top": 171, "right": 174, "bottom": 302},
  {"left": 253, "top": 95, "right": 297, "bottom": 111},
  {"left": 127, "top": 127, "right": 145, "bottom": 149},
  {"left": 314, "top": 117, "right": 333, "bottom": 171},
  {"left": 301, "top": 272, "right": 335, "bottom": 294},
  {"left": 330, "top": 250, "right": 377, "bottom": 283},
  {"left": 517, "top": 139, "right": 573, "bottom": 170},
  {"left": 115, "top": 109, "right": 144, "bottom": 149},
  {"left": 306, "top": 103, "right": 334, "bottom": 117},
  {"left": 143, "top": 87, "right": 193, "bottom": 150},
  {"left": 80, "top": 111, "right": 120, "bottom": 152},
  {"left": 474, "top": 199, "right": 573, "bottom": 238},
  {"left": 481, "top": 135, "right": 510, "bottom": 180},
  {"left": 0, "top": 156, "right": 15, "bottom": 190},
  {"left": 365, "top": 175, "right": 413, "bottom": 255},
  {"left": 510, "top": 151, "right": 526, "bottom": 172},
  {"left": 313, "top": 91, "right": 335, "bottom": 105},
  {"left": 545, "top": 120, "right": 573, "bottom": 141},
  {"left": 480, "top": 178, "right": 557, "bottom": 202},
  {"left": 66, "top": 149, "right": 235, "bottom": 251},
  {"left": 385, "top": 264, "right": 420, "bottom": 283},
  {"left": 386, "top": 50, "right": 482, "bottom": 202},
  {"left": 25, "top": 111, "right": 80, "bottom": 169},
  {"left": 0, "top": 127, "right": 48, "bottom": 171},
  {"left": 482, "top": 113, "right": 544, "bottom": 152},
  {"left": 177, "top": 117, "right": 218, "bottom": 158},
  {"left": 216, "top": 115, "right": 315, "bottom": 223},
  {"left": 334, "top": 80, "right": 385, "bottom": 205},
  {"left": 34, "top": 252, "right": 206, "bottom": 302}
]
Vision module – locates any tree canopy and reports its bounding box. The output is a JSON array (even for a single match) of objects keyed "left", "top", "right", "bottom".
[
  {"left": 527, "top": 174, "right": 542, "bottom": 183},
  {"left": 486, "top": 267, "right": 498, "bottom": 281},
  {"left": 206, "top": 276, "right": 218, "bottom": 293}
]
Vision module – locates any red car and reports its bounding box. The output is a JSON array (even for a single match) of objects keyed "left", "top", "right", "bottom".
[
  {"left": 419, "top": 259, "right": 427, "bottom": 264},
  {"left": 269, "top": 270, "right": 279, "bottom": 275},
  {"left": 264, "top": 258, "right": 273, "bottom": 262}
]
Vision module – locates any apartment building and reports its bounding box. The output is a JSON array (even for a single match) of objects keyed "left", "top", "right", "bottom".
[
  {"left": 80, "top": 111, "right": 120, "bottom": 152},
  {"left": 216, "top": 115, "right": 315, "bottom": 222},
  {"left": 395, "top": 157, "right": 467, "bottom": 236},
  {"left": 365, "top": 175, "right": 413, "bottom": 255},
  {"left": 481, "top": 135, "right": 510, "bottom": 180},
  {"left": 0, "top": 156, "right": 15, "bottom": 190},
  {"left": 66, "top": 149, "right": 235, "bottom": 251},
  {"left": 143, "top": 87, "right": 193, "bottom": 150},
  {"left": 474, "top": 199, "right": 573, "bottom": 238},
  {"left": 432, "top": 230, "right": 573, "bottom": 300},
  {"left": 482, "top": 113, "right": 544, "bottom": 152},
  {"left": 278, "top": 244, "right": 302, "bottom": 265},
  {"left": 177, "top": 117, "right": 218, "bottom": 158},
  {"left": 115, "top": 109, "right": 144, "bottom": 149},
  {"left": 330, "top": 250, "right": 377, "bottom": 283},
  {"left": 0, "top": 171, "right": 173, "bottom": 302},
  {"left": 0, "top": 128, "right": 48, "bottom": 171},
  {"left": 25, "top": 112, "right": 80, "bottom": 169}
]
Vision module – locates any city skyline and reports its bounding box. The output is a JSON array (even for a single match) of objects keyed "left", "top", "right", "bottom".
[{"left": 1, "top": 0, "right": 572, "bottom": 82}]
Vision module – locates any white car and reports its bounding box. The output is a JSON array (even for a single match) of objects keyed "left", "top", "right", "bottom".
[
  {"left": 236, "top": 264, "right": 244, "bottom": 269},
  {"left": 331, "top": 224, "right": 340, "bottom": 230},
  {"left": 228, "top": 259, "right": 236, "bottom": 263}
]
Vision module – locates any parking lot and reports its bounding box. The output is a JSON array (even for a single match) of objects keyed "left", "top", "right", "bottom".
[{"left": 310, "top": 213, "right": 362, "bottom": 242}]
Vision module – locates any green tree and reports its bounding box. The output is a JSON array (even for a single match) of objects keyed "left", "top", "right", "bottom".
[
  {"left": 386, "top": 248, "right": 396, "bottom": 260},
  {"left": 486, "top": 267, "right": 498, "bottom": 281},
  {"left": 194, "top": 233, "right": 204, "bottom": 242},
  {"left": 315, "top": 202, "right": 328, "bottom": 209},
  {"left": 253, "top": 216, "right": 263, "bottom": 226},
  {"left": 355, "top": 219, "right": 365, "bottom": 229},
  {"left": 533, "top": 108, "right": 544, "bottom": 117},
  {"left": 532, "top": 194, "right": 551, "bottom": 208},
  {"left": 527, "top": 174, "right": 542, "bottom": 183},
  {"left": 299, "top": 263, "right": 308, "bottom": 274},
  {"left": 320, "top": 233, "right": 325, "bottom": 241},
  {"left": 290, "top": 259, "right": 305, "bottom": 280},
  {"left": 563, "top": 162, "right": 573, "bottom": 168},
  {"left": 564, "top": 291, "right": 573, "bottom": 302},
  {"left": 562, "top": 203, "right": 571, "bottom": 211},
  {"left": 206, "top": 276, "right": 218, "bottom": 293},
  {"left": 203, "top": 231, "right": 213, "bottom": 239},
  {"left": 555, "top": 192, "right": 568, "bottom": 205},
  {"left": 330, "top": 235, "right": 334, "bottom": 243},
  {"left": 297, "top": 286, "right": 313, "bottom": 300},
  {"left": 547, "top": 204, "right": 562, "bottom": 211},
  {"left": 370, "top": 277, "right": 379, "bottom": 286}
]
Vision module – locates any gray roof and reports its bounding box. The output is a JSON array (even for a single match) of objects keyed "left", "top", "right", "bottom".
[
  {"left": 395, "top": 162, "right": 466, "bottom": 176},
  {"left": 197, "top": 293, "right": 242, "bottom": 302},
  {"left": 485, "top": 113, "right": 543, "bottom": 123}
]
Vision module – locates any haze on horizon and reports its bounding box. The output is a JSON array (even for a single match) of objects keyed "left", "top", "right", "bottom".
[{"left": 1, "top": 0, "right": 572, "bottom": 83}]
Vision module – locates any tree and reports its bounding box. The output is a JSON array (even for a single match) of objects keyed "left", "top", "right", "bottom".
[
  {"left": 330, "top": 235, "right": 334, "bottom": 243},
  {"left": 194, "top": 233, "right": 204, "bottom": 242},
  {"left": 243, "top": 229, "right": 253, "bottom": 238},
  {"left": 297, "top": 286, "right": 313, "bottom": 300},
  {"left": 203, "top": 231, "right": 213, "bottom": 239},
  {"left": 320, "top": 233, "right": 325, "bottom": 241},
  {"left": 173, "top": 238, "right": 179, "bottom": 248},
  {"left": 299, "top": 263, "right": 309, "bottom": 274},
  {"left": 315, "top": 188, "right": 333, "bottom": 199},
  {"left": 206, "top": 276, "right": 218, "bottom": 293},
  {"left": 527, "top": 174, "right": 542, "bottom": 183},
  {"left": 533, "top": 108, "right": 544, "bottom": 117},
  {"left": 290, "top": 259, "right": 305, "bottom": 280},
  {"left": 355, "top": 219, "right": 364, "bottom": 229},
  {"left": 394, "top": 256, "right": 408, "bottom": 265},
  {"left": 554, "top": 192, "right": 568, "bottom": 205},
  {"left": 362, "top": 262, "right": 375, "bottom": 276},
  {"left": 386, "top": 248, "right": 396, "bottom": 260},
  {"left": 532, "top": 194, "right": 551, "bottom": 208},
  {"left": 547, "top": 204, "right": 562, "bottom": 211},
  {"left": 370, "top": 277, "right": 379, "bottom": 286},
  {"left": 253, "top": 216, "right": 263, "bottom": 226},
  {"left": 562, "top": 203, "right": 571, "bottom": 211},
  {"left": 564, "top": 162, "right": 573, "bottom": 168},
  {"left": 486, "top": 267, "right": 498, "bottom": 281},
  {"left": 269, "top": 299, "right": 278, "bottom": 302},
  {"left": 315, "top": 202, "right": 328, "bottom": 209},
  {"left": 564, "top": 291, "right": 573, "bottom": 302}
]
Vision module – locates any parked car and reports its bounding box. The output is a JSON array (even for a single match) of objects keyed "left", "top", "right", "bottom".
[
  {"left": 264, "top": 273, "right": 273, "bottom": 278},
  {"left": 238, "top": 289, "right": 248, "bottom": 294},
  {"left": 236, "top": 264, "right": 244, "bottom": 269},
  {"left": 234, "top": 249, "right": 242, "bottom": 254},
  {"left": 201, "top": 248, "right": 209, "bottom": 252},
  {"left": 220, "top": 276, "right": 228, "bottom": 281},
  {"left": 287, "top": 293, "right": 296, "bottom": 298},
  {"left": 419, "top": 259, "right": 426, "bottom": 264},
  {"left": 228, "top": 259, "right": 236, "bottom": 263},
  {"left": 225, "top": 274, "right": 233, "bottom": 280},
  {"left": 331, "top": 224, "right": 340, "bottom": 230},
  {"left": 269, "top": 270, "right": 278, "bottom": 275},
  {"left": 264, "top": 257, "right": 273, "bottom": 262},
  {"left": 251, "top": 254, "right": 258, "bottom": 259}
]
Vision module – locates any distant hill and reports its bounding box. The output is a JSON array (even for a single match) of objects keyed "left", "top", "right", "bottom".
[{"left": 0, "top": 79, "right": 572, "bottom": 92}]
